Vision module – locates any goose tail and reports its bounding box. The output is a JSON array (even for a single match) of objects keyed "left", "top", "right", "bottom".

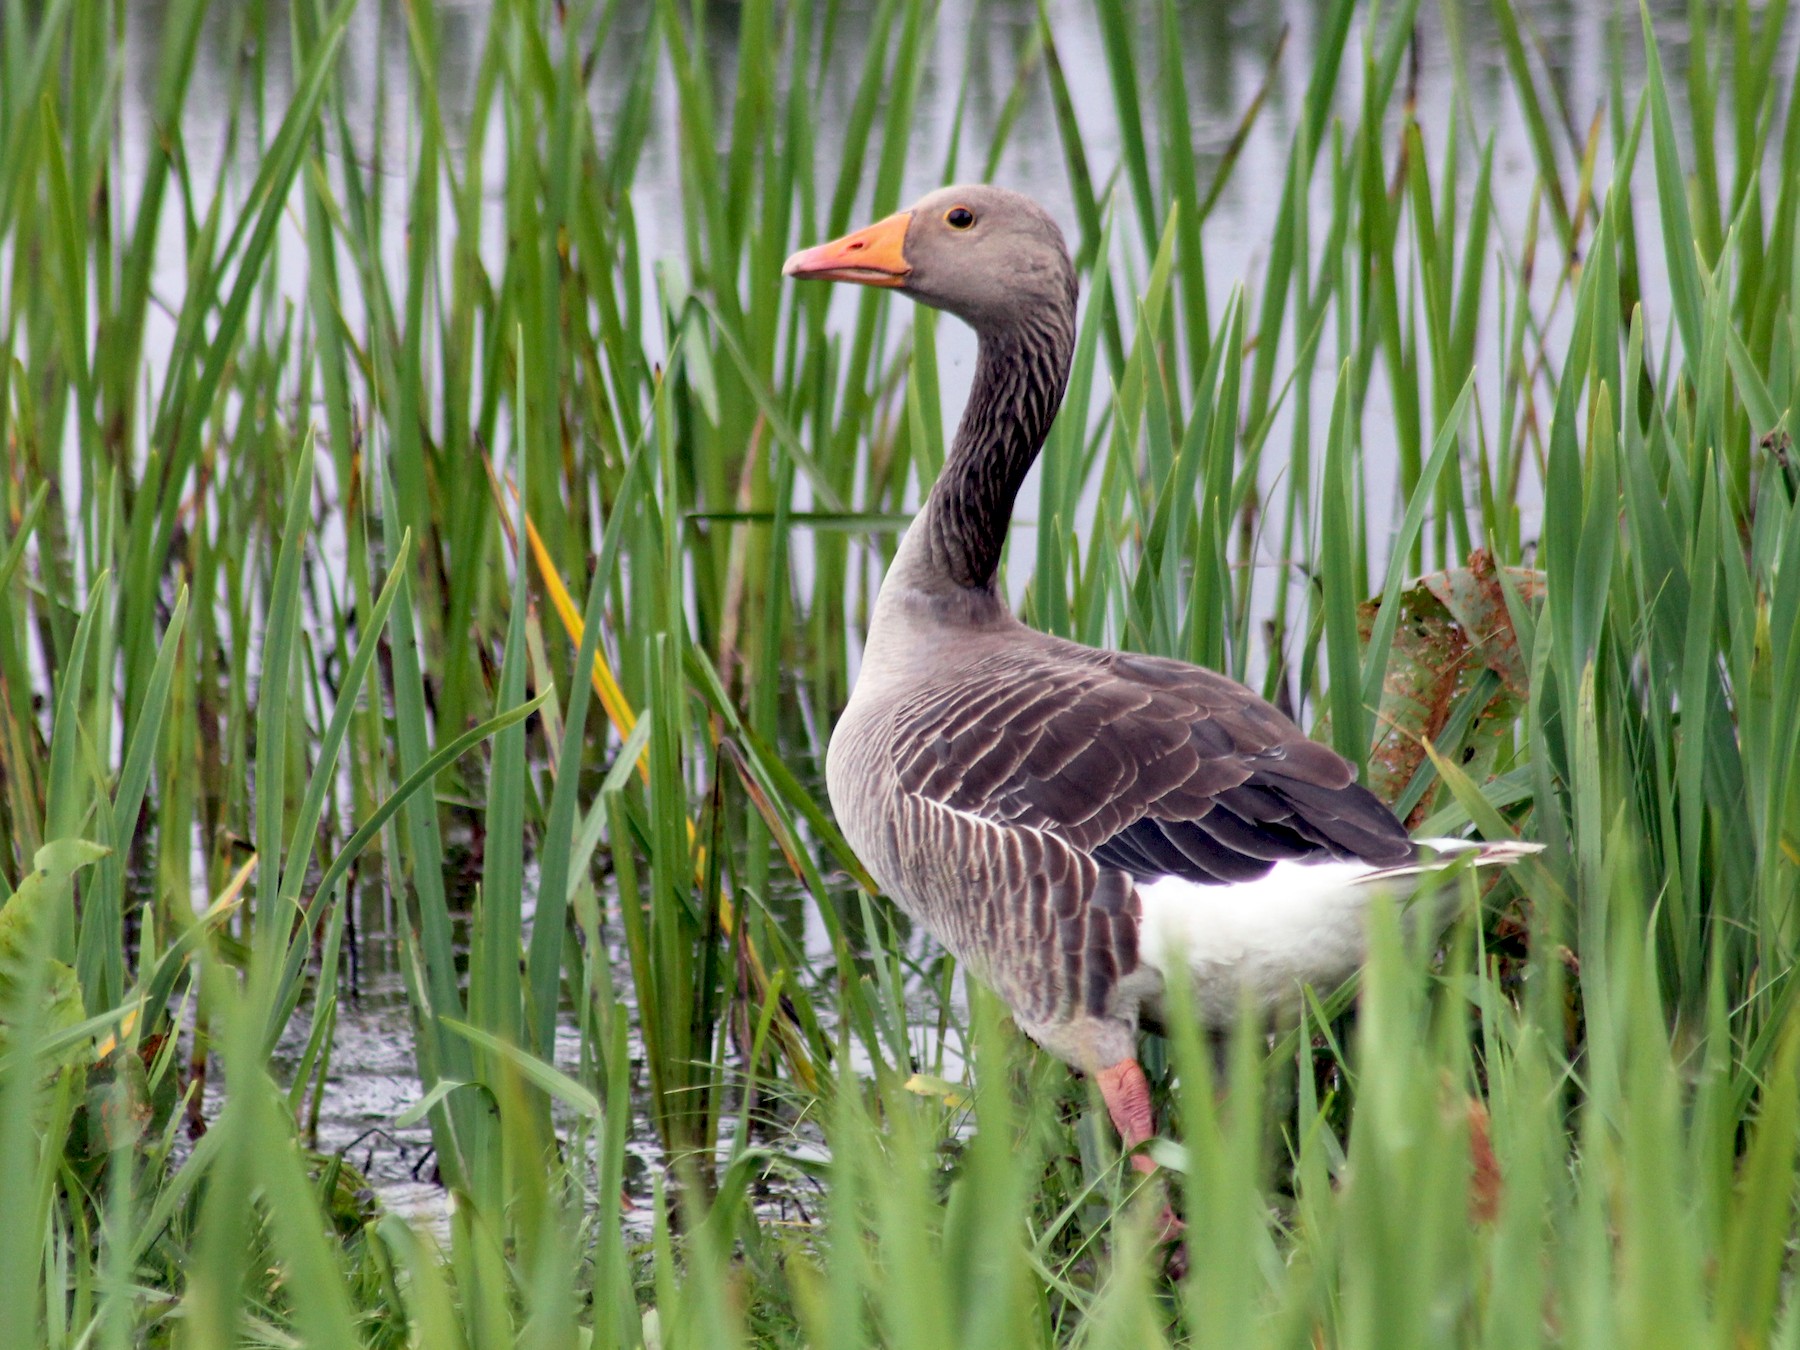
[{"left": 1355, "top": 837, "right": 1545, "bottom": 887}]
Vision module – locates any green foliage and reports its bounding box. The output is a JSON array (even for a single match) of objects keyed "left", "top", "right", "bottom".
[{"left": 2, "top": 0, "right": 1799, "bottom": 1344}]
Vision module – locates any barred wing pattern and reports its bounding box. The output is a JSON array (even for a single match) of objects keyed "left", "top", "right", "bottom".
[{"left": 891, "top": 637, "right": 1414, "bottom": 886}]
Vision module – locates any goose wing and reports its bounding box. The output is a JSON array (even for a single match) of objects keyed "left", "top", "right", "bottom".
[{"left": 891, "top": 639, "right": 1413, "bottom": 886}]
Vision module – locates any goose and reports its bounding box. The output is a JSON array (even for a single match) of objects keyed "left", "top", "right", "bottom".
[{"left": 784, "top": 185, "right": 1539, "bottom": 1188}]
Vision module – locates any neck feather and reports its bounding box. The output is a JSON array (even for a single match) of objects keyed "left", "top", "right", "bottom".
[{"left": 918, "top": 304, "right": 1075, "bottom": 593}]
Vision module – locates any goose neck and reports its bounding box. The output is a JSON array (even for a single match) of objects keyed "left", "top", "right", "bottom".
[{"left": 914, "top": 314, "right": 1074, "bottom": 595}]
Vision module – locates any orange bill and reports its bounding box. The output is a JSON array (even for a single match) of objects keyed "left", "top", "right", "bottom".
[{"left": 783, "top": 211, "right": 912, "bottom": 287}]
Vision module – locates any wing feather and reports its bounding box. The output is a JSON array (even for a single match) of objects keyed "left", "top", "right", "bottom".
[{"left": 891, "top": 633, "right": 1413, "bottom": 885}]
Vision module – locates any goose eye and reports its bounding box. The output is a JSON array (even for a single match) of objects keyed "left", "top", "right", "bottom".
[{"left": 945, "top": 206, "right": 976, "bottom": 230}]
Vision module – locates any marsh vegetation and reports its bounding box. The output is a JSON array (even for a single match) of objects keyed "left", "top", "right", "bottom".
[{"left": 3, "top": 0, "right": 1800, "bottom": 1344}]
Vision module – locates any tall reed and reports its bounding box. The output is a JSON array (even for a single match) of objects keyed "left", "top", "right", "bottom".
[{"left": 1, "top": 0, "right": 1798, "bottom": 1343}]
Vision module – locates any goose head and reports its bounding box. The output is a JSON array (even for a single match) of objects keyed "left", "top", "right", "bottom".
[{"left": 784, "top": 184, "right": 1076, "bottom": 335}]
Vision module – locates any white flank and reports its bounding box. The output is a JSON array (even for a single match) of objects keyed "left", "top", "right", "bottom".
[{"left": 1136, "top": 840, "right": 1543, "bottom": 1025}]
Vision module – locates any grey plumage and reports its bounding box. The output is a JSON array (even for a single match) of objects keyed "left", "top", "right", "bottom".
[{"left": 789, "top": 185, "right": 1534, "bottom": 1081}]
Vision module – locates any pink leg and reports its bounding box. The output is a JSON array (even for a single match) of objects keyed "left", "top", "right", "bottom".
[
  {"left": 1095, "top": 1058, "right": 1159, "bottom": 1176},
  {"left": 1095, "top": 1057, "right": 1186, "bottom": 1255}
]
